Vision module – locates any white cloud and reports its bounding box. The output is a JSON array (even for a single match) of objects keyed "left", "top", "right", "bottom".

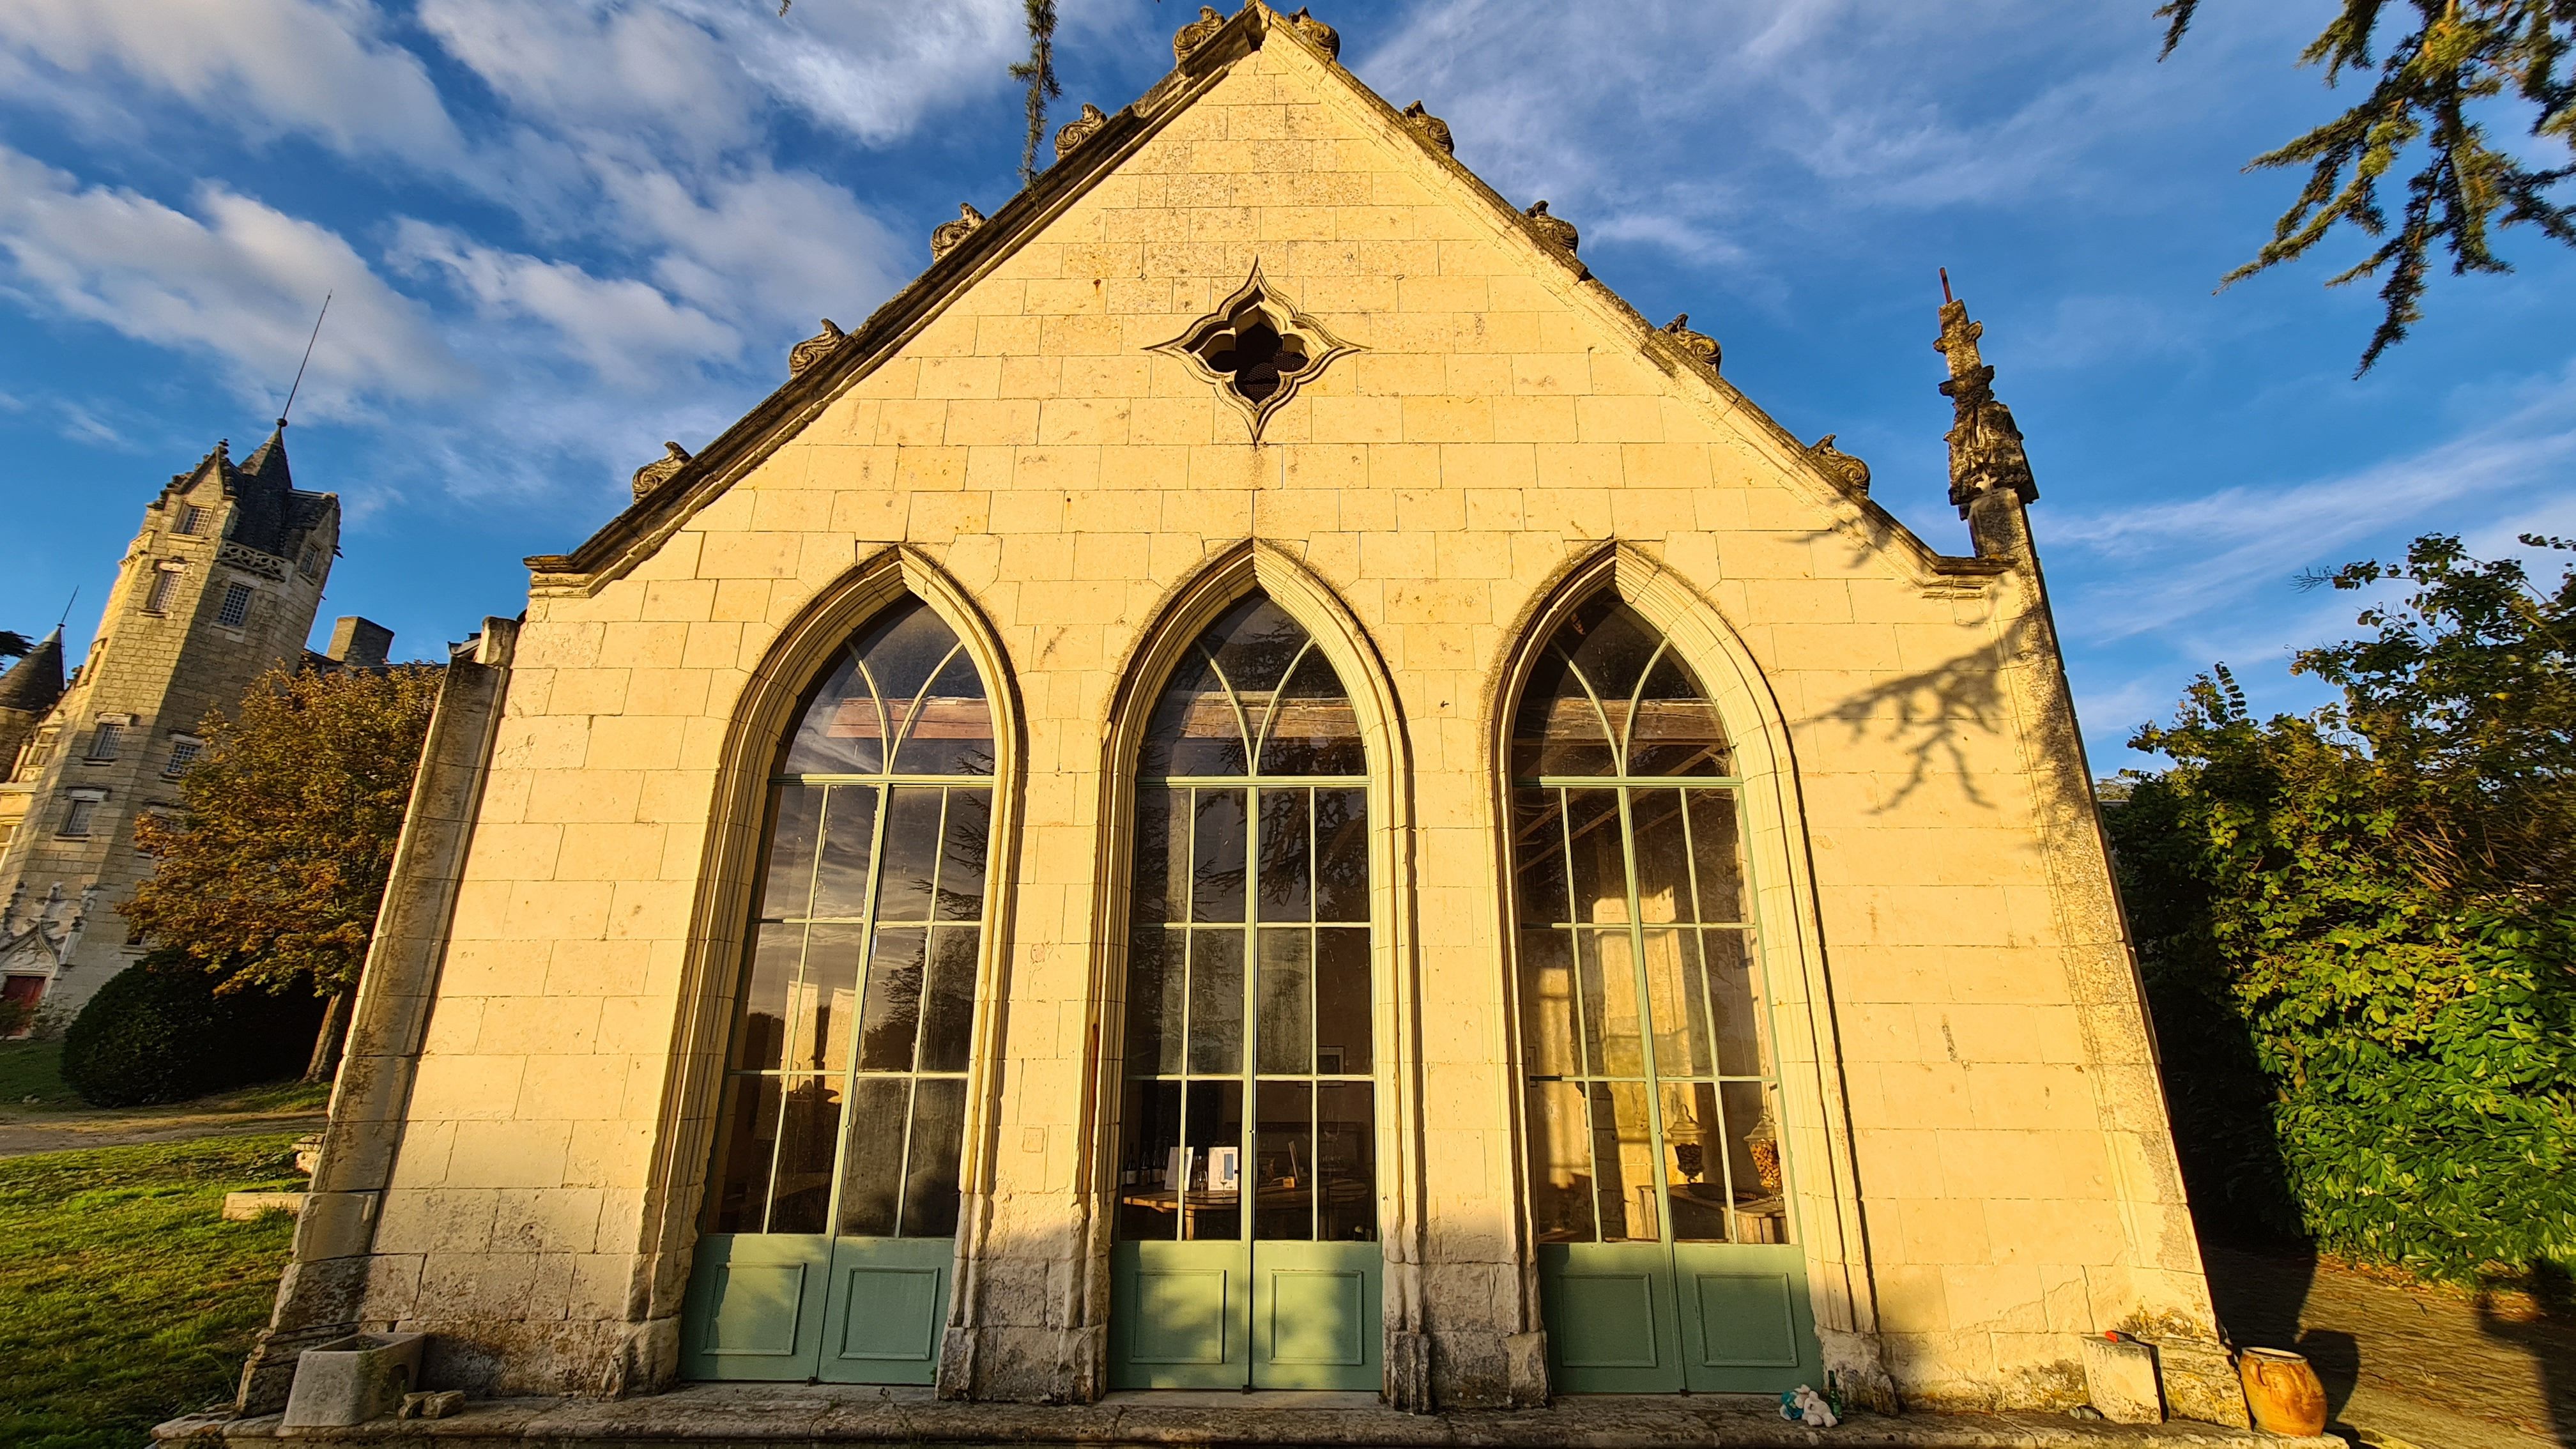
[
  {"left": 0, "top": 146, "right": 470, "bottom": 418},
  {"left": 593, "top": 163, "right": 907, "bottom": 333},
  {"left": 388, "top": 220, "right": 740, "bottom": 386}
]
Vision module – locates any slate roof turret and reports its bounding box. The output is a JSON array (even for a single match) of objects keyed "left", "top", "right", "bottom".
[{"left": 0, "top": 627, "right": 66, "bottom": 716}]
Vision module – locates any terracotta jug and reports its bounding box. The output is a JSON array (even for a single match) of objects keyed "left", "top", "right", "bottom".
[{"left": 2237, "top": 1347, "right": 2327, "bottom": 1436}]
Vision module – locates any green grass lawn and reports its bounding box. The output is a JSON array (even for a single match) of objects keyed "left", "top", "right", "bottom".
[
  {"left": 0, "top": 1135, "right": 303, "bottom": 1449},
  {"left": 0, "top": 1039, "right": 82, "bottom": 1107}
]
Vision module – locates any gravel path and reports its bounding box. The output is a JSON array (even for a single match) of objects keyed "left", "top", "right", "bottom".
[{"left": 0, "top": 1107, "right": 323, "bottom": 1158}]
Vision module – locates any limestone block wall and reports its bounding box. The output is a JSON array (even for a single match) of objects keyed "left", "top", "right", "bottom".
[{"left": 339, "top": 14, "right": 2231, "bottom": 1419}]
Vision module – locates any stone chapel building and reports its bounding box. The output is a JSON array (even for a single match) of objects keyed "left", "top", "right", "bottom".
[{"left": 235, "top": 4, "right": 2246, "bottom": 1430}]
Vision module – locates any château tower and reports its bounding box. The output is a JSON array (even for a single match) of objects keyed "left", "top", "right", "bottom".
[{"left": 0, "top": 423, "right": 345, "bottom": 1024}]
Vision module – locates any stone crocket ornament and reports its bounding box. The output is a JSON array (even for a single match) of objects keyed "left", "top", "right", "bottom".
[
  {"left": 930, "top": 203, "right": 985, "bottom": 262},
  {"left": 1804, "top": 434, "right": 1871, "bottom": 494},
  {"left": 1662, "top": 314, "right": 1719, "bottom": 370},
  {"left": 1287, "top": 7, "right": 1340, "bottom": 59},
  {"left": 1524, "top": 200, "right": 1578, "bottom": 255},
  {"left": 631, "top": 441, "right": 691, "bottom": 500},
  {"left": 788, "top": 318, "right": 844, "bottom": 378},
  {"left": 1400, "top": 100, "right": 1454, "bottom": 155},
  {"left": 1172, "top": 6, "right": 1224, "bottom": 63},
  {"left": 1054, "top": 103, "right": 1108, "bottom": 163}
]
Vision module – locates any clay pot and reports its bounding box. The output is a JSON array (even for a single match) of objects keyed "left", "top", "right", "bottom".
[{"left": 2237, "top": 1347, "right": 2327, "bottom": 1436}]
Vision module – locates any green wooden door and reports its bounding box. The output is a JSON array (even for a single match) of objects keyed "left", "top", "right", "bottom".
[
  {"left": 1108, "top": 595, "right": 1384, "bottom": 1393},
  {"left": 681, "top": 599, "right": 999, "bottom": 1385},
  {"left": 1509, "top": 596, "right": 1821, "bottom": 1395}
]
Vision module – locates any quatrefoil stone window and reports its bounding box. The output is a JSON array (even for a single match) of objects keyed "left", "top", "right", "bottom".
[{"left": 1151, "top": 263, "right": 1358, "bottom": 440}]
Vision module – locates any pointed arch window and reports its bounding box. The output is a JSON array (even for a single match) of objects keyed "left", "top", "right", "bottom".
[
  {"left": 1509, "top": 595, "right": 1788, "bottom": 1247},
  {"left": 705, "top": 597, "right": 997, "bottom": 1240}
]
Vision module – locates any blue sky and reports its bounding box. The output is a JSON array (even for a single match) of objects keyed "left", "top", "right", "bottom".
[{"left": 2, "top": 0, "right": 2570, "bottom": 769}]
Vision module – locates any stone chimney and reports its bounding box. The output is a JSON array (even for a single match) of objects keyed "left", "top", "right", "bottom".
[{"left": 325, "top": 617, "right": 394, "bottom": 668}]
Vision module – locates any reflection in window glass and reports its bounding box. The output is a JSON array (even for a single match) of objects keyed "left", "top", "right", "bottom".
[
  {"left": 1117, "top": 593, "right": 1377, "bottom": 1246},
  {"left": 1508, "top": 598, "right": 1790, "bottom": 1246},
  {"left": 705, "top": 597, "right": 997, "bottom": 1241}
]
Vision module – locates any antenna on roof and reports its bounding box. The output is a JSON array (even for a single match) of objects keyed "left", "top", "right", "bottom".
[
  {"left": 58, "top": 587, "right": 78, "bottom": 629},
  {"left": 1940, "top": 267, "right": 1954, "bottom": 305},
  {"left": 279, "top": 291, "right": 332, "bottom": 427}
]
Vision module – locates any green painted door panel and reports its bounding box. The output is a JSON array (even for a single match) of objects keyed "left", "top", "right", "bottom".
[
  {"left": 1109, "top": 1241, "right": 1250, "bottom": 1389},
  {"left": 680, "top": 1234, "right": 832, "bottom": 1381},
  {"left": 1250, "top": 1241, "right": 1381, "bottom": 1390},
  {"left": 816, "top": 1238, "right": 953, "bottom": 1384},
  {"left": 1674, "top": 1243, "right": 1818, "bottom": 1393},
  {"left": 1537, "top": 1242, "right": 1685, "bottom": 1392}
]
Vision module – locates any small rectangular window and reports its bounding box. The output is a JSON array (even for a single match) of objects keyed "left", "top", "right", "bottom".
[
  {"left": 298, "top": 543, "right": 323, "bottom": 580},
  {"left": 86, "top": 723, "right": 123, "bottom": 762},
  {"left": 59, "top": 797, "right": 98, "bottom": 838},
  {"left": 0, "top": 822, "right": 16, "bottom": 853},
  {"left": 215, "top": 582, "right": 254, "bottom": 628},
  {"left": 144, "top": 568, "right": 181, "bottom": 614},
  {"left": 175, "top": 504, "right": 205, "bottom": 536},
  {"left": 164, "top": 739, "right": 202, "bottom": 777}
]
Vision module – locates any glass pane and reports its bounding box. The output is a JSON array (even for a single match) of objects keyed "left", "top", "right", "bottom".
[
  {"left": 1259, "top": 648, "right": 1363, "bottom": 776},
  {"left": 756, "top": 786, "right": 822, "bottom": 918},
  {"left": 1181, "top": 1078, "right": 1243, "bottom": 1241},
  {"left": 1627, "top": 653, "right": 1728, "bottom": 776},
  {"left": 1189, "top": 788, "right": 1247, "bottom": 923},
  {"left": 1125, "top": 928, "right": 1184, "bottom": 1076},
  {"left": 1117, "top": 1079, "right": 1184, "bottom": 1241},
  {"left": 783, "top": 652, "right": 884, "bottom": 776},
  {"left": 792, "top": 922, "right": 866, "bottom": 1076},
  {"left": 1312, "top": 789, "right": 1368, "bottom": 921},
  {"left": 1722, "top": 1080, "right": 1791, "bottom": 1243},
  {"left": 1131, "top": 787, "right": 1188, "bottom": 925},
  {"left": 901, "top": 1077, "right": 968, "bottom": 1237},
  {"left": 1662, "top": 1080, "right": 1730, "bottom": 1242},
  {"left": 919, "top": 925, "right": 979, "bottom": 1073},
  {"left": 1510, "top": 648, "right": 1615, "bottom": 778},
  {"left": 1703, "top": 929, "right": 1770, "bottom": 1075},
  {"left": 1563, "top": 789, "right": 1628, "bottom": 924},
  {"left": 894, "top": 651, "right": 995, "bottom": 776},
  {"left": 709, "top": 1074, "right": 783, "bottom": 1233},
  {"left": 1253, "top": 1079, "right": 1314, "bottom": 1240},
  {"left": 1561, "top": 596, "right": 1661, "bottom": 709},
  {"left": 1685, "top": 790, "right": 1747, "bottom": 923},
  {"left": 1141, "top": 649, "right": 1245, "bottom": 779},
  {"left": 836, "top": 1077, "right": 909, "bottom": 1236},
  {"left": 1579, "top": 928, "right": 1644, "bottom": 1077},
  {"left": 858, "top": 600, "right": 965, "bottom": 723},
  {"left": 1522, "top": 1081, "right": 1595, "bottom": 1244},
  {"left": 1316, "top": 1081, "right": 1377, "bottom": 1241},
  {"left": 1255, "top": 928, "right": 1313, "bottom": 1075},
  {"left": 731, "top": 923, "right": 802, "bottom": 1071},
  {"left": 1630, "top": 788, "right": 1690, "bottom": 924},
  {"left": 1185, "top": 930, "right": 1245, "bottom": 1075},
  {"left": 1588, "top": 1081, "right": 1659, "bottom": 1242},
  {"left": 1255, "top": 789, "right": 1311, "bottom": 922},
  {"left": 1206, "top": 596, "right": 1310, "bottom": 699},
  {"left": 768, "top": 1075, "right": 843, "bottom": 1233},
  {"left": 873, "top": 788, "right": 944, "bottom": 923},
  {"left": 1511, "top": 789, "right": 1568, "bottom": 925},
  {"left": 809, "top": 787, "right": 880, "bottom": 918},
  {"left": 1639, "top": 927, "right": 1705, "bottom": 1080},
  {"left": 857, "top": 926, "right": 926, "bottom": 1071},
  {"left": 1313, "top": 926, "right": 1371, "bottom": 1075},
  {"left": 935, "top": 790, "right": 992, "bottom": 921},
  {"left": 1515, "top": 929, "right": 1580, "bottom": 1078}
]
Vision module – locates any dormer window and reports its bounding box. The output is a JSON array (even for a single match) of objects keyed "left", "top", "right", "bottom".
[{"left": 174, "top": 504, "right": 206, "bottom": 536}]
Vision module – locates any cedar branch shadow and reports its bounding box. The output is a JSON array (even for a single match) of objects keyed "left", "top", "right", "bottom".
[
  {"left": 2477, "top": 1261, "right": 2576, "bottom": 1446},
  {"left": 1816, "top": 612, "right": 2034, "bottom": 813}
]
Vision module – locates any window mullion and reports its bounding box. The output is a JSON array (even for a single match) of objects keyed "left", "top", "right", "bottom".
[{"left": 1615, "top": 787, "right": 1675, "bottom": 1246}]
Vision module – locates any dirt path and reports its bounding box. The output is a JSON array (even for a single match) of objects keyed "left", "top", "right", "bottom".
[
  {"left": 2202, "top": 1243, "right": 2575, "bottom": 1448},
  {"left": 0, "top": 1107, "right": 323, "bottom": 1158}
]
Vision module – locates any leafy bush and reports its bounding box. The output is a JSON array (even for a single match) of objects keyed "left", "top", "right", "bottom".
[
  {"left": 2113, "top": 535, "right": 2576, "bottom": 1278},
  {"left": 58, "top": 955, "right": 321, "bottom": 1108}
]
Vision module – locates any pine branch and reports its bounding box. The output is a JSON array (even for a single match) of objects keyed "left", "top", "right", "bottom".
[{"left": 1009, "top": 0, "right": 1062, "bottom": 185}]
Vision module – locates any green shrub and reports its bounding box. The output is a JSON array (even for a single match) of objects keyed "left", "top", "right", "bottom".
[{"left": 58, "top": 955, "right": 320, "bottom": 1108}]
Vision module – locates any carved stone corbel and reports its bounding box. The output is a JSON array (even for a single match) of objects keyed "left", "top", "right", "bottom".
[
  {"left": 1172, "top": 6, "right": 1223, "bottom": 63},
  {"left": 1662, "top": 314, "right": 1719, "bottom": 370},
  {"left": 1523, "top": 200, "right": 1578, "bottom": 256},
  {"left": 1053, "top": 103, "right": 1108, "bottom": 163},
  {"left": 1286, "top": 7, "right": 1340, "bottom": 59},
  {"left": 788, "top": 318, "right": 844, "bottom": 378},
  {"left": 1804, "top": 434, "right": 1871, "bottom": 494},
  {"left": 930, "top": 203, "right": 986, "bottom": 262},
  {"left": 1400, "top": 101, "right": 1453, "bottom": 155},
  {"left": 631, "top": 441, "right": 690, "bottom": 500}
]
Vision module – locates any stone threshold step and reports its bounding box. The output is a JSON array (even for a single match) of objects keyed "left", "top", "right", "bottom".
[{"left": 158, "top": 1386, "right": 2335, "bottom": 1449}]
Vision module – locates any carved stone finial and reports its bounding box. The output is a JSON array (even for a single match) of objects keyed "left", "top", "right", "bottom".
[
  {"left": 1805, "top": 434, "right": 1871, "bottom": 494},
  {"left": 1400, "top": 100, "right": 1454, "bottom": 155},
  {"left": 1054, "top": 103, "right": 1108, "bottom": 162},
  {"left": 930, "top": 203, "right": 986, "bottom": 261},
  {"left": 788, "top": 318, "right": 845, "bottom": 378},
  {"left": 1662, "top": 314, "right": 1719, "bottom": 370},
  {"left": 632, "top": 441, "right": 691, "bottom": 500},
  {"left": 1172, "top": 5, "right": 1224, "bottom": 63},
  {"left": 1287, "top": 7, "right": 1340, "bottom": 59},
  {"left": 1935, "top": 295, "right": 2036, "bottom": 521},
  {"left": 1524, "top": 200, "right": 1578, "bottom": 255}
]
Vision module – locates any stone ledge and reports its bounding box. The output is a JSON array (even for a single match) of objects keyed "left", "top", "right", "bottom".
[{"left": 158, "top": 1386, "right": 2334, "bottom": 1449}]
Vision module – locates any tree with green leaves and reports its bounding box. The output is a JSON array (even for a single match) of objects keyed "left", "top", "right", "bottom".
[
  {"left": 2111, "top": 534, "right": 2576, "bottom": 1276},
  {"left": 123, "top": 663, "right": 441, "bottom": 1080},
  {"left": 2158, "top": 1, "right": 2576, "bottom": 372}
]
